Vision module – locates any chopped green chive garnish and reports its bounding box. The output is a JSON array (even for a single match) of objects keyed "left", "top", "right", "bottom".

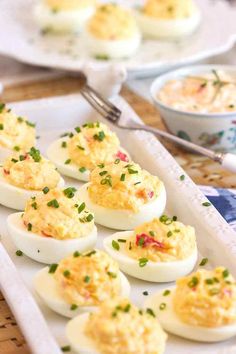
[
  {"left": 42, "top": 186, "right": 49, "bottom": 194},
  {"left": 73, "top": 251, "right": 81, "bottom": 257},
  {"left": 64, "top": 159, "right": 71, "bottom": 164},
  {"left": 77, "top": 145, "right": 85, "bottom": 150},
  {"left": 79, "top": 167, "right": 86, "bottom": 173},
  {"left": 138, "top": 237, "right": 145, "bottom": 247},
  {"left": 0, "top": 124, "right": 4, "bottom": 130},
  {"left": 149, "top": 231, "right": 155, "bottom": 236},
  {"left": 159, "top": 215, "right": 172, "bottom": 225},
  {"left": 16, "top": 250, "right": 23, "bottom": 256},
  {"left": 167, "top": 231, "right": 172, "bottom": 237},
  {"left": 61, "top": 141, "right": 67, "bottom": 148},
  {"left": 120, "top": 173, "right": 125, "bottom": 181},
  {"left": 129, "top": 242, "right": 132, "bottom": 250},
  {"left": 159, "top": 303, "right": 166, "bottom": 310},
  {"left": 70, "top": 304, "right": 78, "bottom": 311},
  {"left": 78, "top": 202, "right": 86, "bottom": 214},
  {"left": 134, "top": 181, "right": 141, "bottom": 185},
  {"left": 180, "top": 174, "right": 185, "bottom": 181},
  {"left": 223, "top": 269, "right": 229, "bottom": 278},
  {"left": 27, "top": 223, "right": 32, "bottom": 231},
  {"left": 202, "top": 202, "right": 211, "bottom": 207},
  {"left": 188, "top": 276, "right": 199, "bottom": 288},
  {"left": 163, "top": 290, "right": 171, "bottom": 296},
  {"left": 146, "top": 308, "right": 156, "bottom": 317},
  {"left": 128, "top": 168, "right": 138, "bottom": 174},
  {"left": 112, "top": 240, "right": 120, "bottom": 251},
  {"left": 14, "top": 146, "right": 20, "bottom": 151},
  {"left": 86, "top": 214, "right": 94, "bottom": 222},
  {"left": 84, "top": 275, "right": 90, "bottom": 283},
  {"left": 173, "top": 216, "right": 177, "bottom": 221},
  {"left": 139, "top": 258, "right": 148, "bottom": 267},
  {"left": 75, "top": 127, "right": 81, "bottom": 133},
  {"left": 63, "top": 270, "right": 70, "bottom": 278},
  {"left": 29, "top": 147, "right": 41, "bottom": 162},
  {"left": 107, "top": 271, "right": 117, "bottom": 278},
  {"left": 94, "top": 131, "right": 105, "bottom": 141},
  {"left": 205, "top": 278, "right": 214, "bottom": 285},
  {"left": 48, "top": 263, "right": 58, "bottom": 273},
  {"left": 0, "top": 103, "right": 6, "bottom": 113},
  {"left": 26, "top": 120, "right": 36, "bottom": 128},
  {"left": 124, "top": 304, "right": 131, "bottom": 312},
  {"left": 47, "top": 199, "right": 59, "bottom": 208},
  {"left": 17, "top": 117, "right": 24, "bottom": 123},
  {"left": 114, "top": 158, "right": 120, "bottom": 164},
  {"left": 19, "top": 155, "right": 26, "bottom": 161},
  {"left": 99, "top": 170, "right": 107, "bottom": 176},
  {"left": 98, "top": 163, "right": 104, "bottom": 168},
  {"left": 61, "top": 345, "right": 71, "bottom": 352},
  {"left": 143, "top": 291, "right": 149, "bottom": 296},
  {"left": 117, "top": 239, "right": 126, "bottom": 243},
  {"left": 31, "top": 202, "right": 37, "bottom": 210},
  {"left": 11, "top": 158, "right": 18, "bottom": 163},
  {"left": 100, "top": 175, "right": 112, "bottom": 187},
  {"left": 209, "top": 288, "right": 220, "bottom": 296},
  {"left": 85, "top": 250, "right": 96, "bottom": 257},
  {"left": 199, "top": 258, "right": 208, "bottom": 266},
  {"left": 229, "top": 104, "right": 234, "bottom": 108},
  {"left": 63, "top": 187, "right": 77, "bottom": 199}
]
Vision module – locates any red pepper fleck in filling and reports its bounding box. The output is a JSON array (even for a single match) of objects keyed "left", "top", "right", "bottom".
[
  {"left": 41, "top": 231, "right": 53, "bottom": 238},
  {"left": 136, "top": 233, "right": 165, "bottom": 250},
  {"left": 148, "top": 191, "right": 154, "bottom": 199},
  {"left": 116, "top": 150, "right": 129, "bottom": 162},
  {"left": 3, "top": 169, "right": 10, "bottom": 175}
]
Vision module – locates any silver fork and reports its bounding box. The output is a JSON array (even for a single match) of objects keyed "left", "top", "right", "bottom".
[{"left": 81, "top": 84, "right": 236, "bottom": 173}]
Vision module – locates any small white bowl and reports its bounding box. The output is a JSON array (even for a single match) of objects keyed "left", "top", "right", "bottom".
[{"left": 150, "top": 65, "right": 236, "bottom": 152}]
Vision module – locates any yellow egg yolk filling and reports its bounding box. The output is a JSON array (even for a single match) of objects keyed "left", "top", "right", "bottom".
[
  {"left": 3, "top": 148, "right": 60, "bottom": 190},
  {"left": 85, "top": 298, "right": 167, "bottom": 354},
  {"left": 125, "top": 216, "right": 196, "bottom": 262},
  {"left": 88, "top": 160, "right": 164, "bottom": 213},
  {"left": 67, "top": 122, "right": 128, "bottom": 171},
  {"left": 143, "top": 0, "right": 197, "bottom": 19},
  {"left": 0, "top": 104, "right": 35, "bottom": 151},
  {"left": 173, "top": 267, "right": 236, "bottom": 327},
  {"left": 54, "top": 250, "right": 121, "bottom": 306},
  {"left": 87, "top": 4, "right": 138, "bottom": 40},
  {"left": 45, "top": 0, "right": 96, "bottom": 11},
  {"left": 23, "top": 188, "right": 94, "bottom": 240}
]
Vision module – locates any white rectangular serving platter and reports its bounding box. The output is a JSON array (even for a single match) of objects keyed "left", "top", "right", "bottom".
[{"left": 0, "top": 93, "right": 236, "bottom": 354}]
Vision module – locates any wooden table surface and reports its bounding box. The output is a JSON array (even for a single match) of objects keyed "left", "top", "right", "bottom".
[{"left": 1, "top": 75, "right": 236, "bottom": 354}]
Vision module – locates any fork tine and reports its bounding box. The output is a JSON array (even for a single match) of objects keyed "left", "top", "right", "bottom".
[{"left": 81, "top": 84, "right": 121, "bottom": 122}]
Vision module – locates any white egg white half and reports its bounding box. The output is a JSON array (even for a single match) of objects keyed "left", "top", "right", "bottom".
[
  {"left": 78, "top": 183, "right": 166, "bottom": 230},
  {"left": 0, "top": 167, "right": 65, "bottom": 210},
  {"left": 47, "top": 138, "right": 90, "bottom": 182},
  {"left": 34, "top": 267, "right": 130, "bottom": 318},
  {"left": 34, "top": 2, "right": 95, "bottom": 33},
  {"left": 66, "top": 313, "right": 99, "bottom": 354},
  {"left": 135, "top": 8, "right": 201, "bottom": 39},
  {"left": 7, "top": 212, "right": 97, "bottom": 264},
  {"left": 84, "top": 29, "right": 141, "bottom": 59},
  {"left": 103, "top": 231, "right": 197, "bottom": 282},
  {"left": 144, "top": 288, "right": 236, "bottom": 342}
]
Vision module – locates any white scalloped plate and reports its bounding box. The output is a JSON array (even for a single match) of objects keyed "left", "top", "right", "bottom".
[
  {"left": 0, "top": 94, "right": 236, "bottom": 354},
  {"left": 0, "top": 0, "right": 236, "bottom": 78}
]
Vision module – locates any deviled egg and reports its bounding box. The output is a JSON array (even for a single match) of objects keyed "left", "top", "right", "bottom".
[
  {"left": 84, "top": 3, "right": 141, "bottom": 59},
  {"left": 7, "top": 187, "right": 97, "bottom": 263},
  {"left": 0, "top": 147, "right": 64, "bottom": 210},
  {"left": 34, "top": 0, "right": 96, "bottom": 34},
  {"left": 135, "top": 0, "right": 201, "bottom": 39},
  {"left": 78, "top": 160, "right": 166, "bottom": 230},
  {"left": 34, "top": 250, "right": 130, "bottom": 318},
  {"left": 104, "top": 215, "right": 197, "bottom": 282},
  {"left": 66, "top": 297, "right": 167, "bottom": 354},
  {"left": 145, "top": 267, "right": 236, "bottom": 342},
  {"left": 0, "top": 103, "right": 36, "bottom": 162},
  {"left": 47, "top": 121, "right": 130, "bottom": 182}
]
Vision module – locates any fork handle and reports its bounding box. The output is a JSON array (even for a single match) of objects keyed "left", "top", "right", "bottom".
[{"left": 124, "top": 122, "right": 236, "bottom": 170}]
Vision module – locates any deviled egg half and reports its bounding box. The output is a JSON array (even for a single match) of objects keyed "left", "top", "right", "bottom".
[
  {"left": 145, "top": 267, "right": 236, "bottom": 342},
  {"left": 104, "top": 215, "right": 197, "bottom": 282},
  {"left": 0, "top": 147, "right": 64, "bottom": 210},
  {"left": 47, "top": 121, "right": 130, "bottom": 182},
  {"left": 84, "top": 3, "right": 141, "bottom": 59},
  {"left": 34, "top": 0, "right": 96, "bottom": 34},
  {"left": 78, "top": 160, "right": 166, "bottom": 230},
  {"left": 7, "top": 187, "right": 97, "bottom": 263},
  {"left": 0, "top": 103, "right": 36, "bottom": 162},
  {"left": 66, "top": 297, "right": 167, "bottom": 354},
  {"left": 34, "top": 250, "right": 130, "bottom": 318},
  {"left": 135, "top": 0, "right": 201, "bottom": 39}
]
